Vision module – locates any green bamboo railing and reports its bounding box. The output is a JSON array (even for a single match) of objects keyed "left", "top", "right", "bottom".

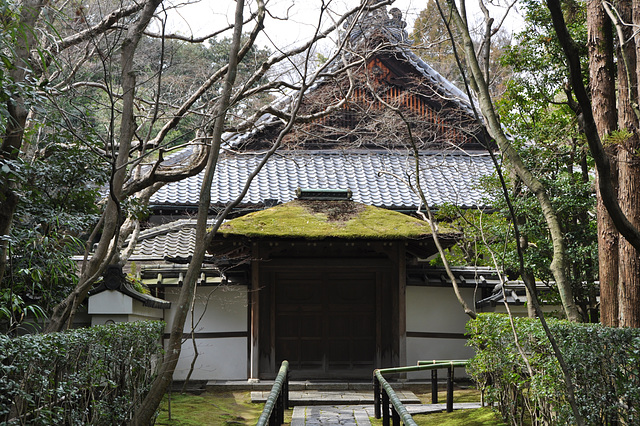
[
  {"left": 373, "top": 360, "right": 469, "bottom": 425},
  {"left": 256, "top": 360, "right": 289, "bottom": 426}
]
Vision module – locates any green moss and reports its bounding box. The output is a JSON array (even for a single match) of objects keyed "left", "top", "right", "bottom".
[
  {"left": 155, "top": 391, "right": 286, "bottom": 425},
  {"left": 370, "top": 407, "right": 505, "bottom": 426},
  {"left": 218, "top": 200, "right": 453, "bottom": 240}
]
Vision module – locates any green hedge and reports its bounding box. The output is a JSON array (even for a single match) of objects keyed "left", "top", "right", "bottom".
[
  {"left": 0, "top": 321, "right": 164, "bottom": 425},
  {"left": 466, "top": 314, "right": 640, "bottom": 425}
]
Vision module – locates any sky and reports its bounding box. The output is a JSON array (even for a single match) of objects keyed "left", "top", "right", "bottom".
[{"left": 164, "top": 0, "right": 524, "bottom": 52}]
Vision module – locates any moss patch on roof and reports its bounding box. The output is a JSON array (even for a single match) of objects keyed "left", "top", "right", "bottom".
[{"left": 216, "top": 200, "right": 452, "bottom": 240}]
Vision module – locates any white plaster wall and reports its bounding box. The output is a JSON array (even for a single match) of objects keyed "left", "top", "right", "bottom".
[
  {"left": 163, "top": 285, "right": 247, "bottom": 333},
  {"left": 164, "top": 285, "right": 248, "bottom": 381},
  {"left": 89, "top": 291, "right": 133, "bottom": 314},
  {"left": 88, "top": 292, "right": 164, "bottom": 327},
  {"left": 406, "top": 286, "right": 476, "bottom": 334},
  {"left": 481, "top": 304, "right": 561, "bottom": 316},
  {"left": 407, "top": 337, "right": 474, "bottom": 361},
  {"left": 405, "top": 286, "right": 476, "bottom": 378},
  {"left": 170, "top": 337, "right": 247, "bottom": 381}
]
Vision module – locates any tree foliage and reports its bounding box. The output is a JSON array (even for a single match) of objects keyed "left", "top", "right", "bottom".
[
  {"left": 468, "top": 314, "right": 640, "bottom": 425},
  {"left": 428, "top": 0, "right": 597, "bottom": 321},
  {"left": 0, "top": 321, "right": 164, "bottom": 424},
  {"left": 411, "top": 0, "right": 512, "bottom": 97},
  {"left": 411, "top": 0, "right": 465, "bottom": 86}
]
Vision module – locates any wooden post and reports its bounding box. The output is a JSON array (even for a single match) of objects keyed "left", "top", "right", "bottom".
[
  {"left": 382, "top": 389, "right": 390, "bottom": 426},
  {"left": 391, "top": 405, "right": 400, "bottom": 426},
  {"left": 446, "top": 366, "right": 454, "bottom": 413},
  {"left": 431, "top": 369, "right": 438, "bottom": 404},
  {"left": 250, "top": 242, "right": 260, "bottom": 380}
]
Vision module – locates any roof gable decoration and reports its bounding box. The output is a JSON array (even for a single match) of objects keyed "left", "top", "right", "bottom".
[
  {"left": 223, "top": 0, "right": 481, "bottom": 151},
  {"left": 341, "top": 0, "right": 478, "bottom": 117},
  {"left": 91, "top": 265, "right": 171, "bottom": 310},
  {"left": 345, "top": 0, "right": 410, "bottom": 48}
]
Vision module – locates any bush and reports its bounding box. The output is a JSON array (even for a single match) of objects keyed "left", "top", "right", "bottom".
[
  {"left": 466, "top": 314, "right": 640, "bottom": 425},
  {"left": 0, "top": 320, "right": 164, "bottom": 425}
]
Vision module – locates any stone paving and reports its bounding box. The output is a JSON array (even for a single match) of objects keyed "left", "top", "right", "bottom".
[
  {"left": 290, "top": 403, "right": 483, "bottom": 425},
  {"left": 291, "top": 405, "right": 374, "bottom": 425},
  {"left": 247, "top": 382, "right": 483, "bottom": 424}
]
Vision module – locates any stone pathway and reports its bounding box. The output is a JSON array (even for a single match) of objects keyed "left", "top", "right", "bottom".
[
  {"left": 249, "top": 383, "right": 483, "bottom": 424},
  {"left": 291, "top": 405, "right": 374, "bottom": 425},
  {"left": 290, "top": 403, "right": 483, "bottom": 425}
]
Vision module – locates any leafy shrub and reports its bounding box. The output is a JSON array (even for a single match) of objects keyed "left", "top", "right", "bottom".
[
  {"left": 466, "top": 314, "right": 640, "bottom": 425},
  {"left": 0, "top": 321, "right": 164, "bottom": 425}
]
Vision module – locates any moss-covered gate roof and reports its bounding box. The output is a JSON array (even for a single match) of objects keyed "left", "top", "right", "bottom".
[{"left": 214, "top": 199, "right": 454, "bottom": 240}]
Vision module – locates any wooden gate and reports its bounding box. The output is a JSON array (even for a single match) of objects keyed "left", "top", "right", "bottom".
[{"left": 274, "top": 270, "right": 377, "bottom": 378}]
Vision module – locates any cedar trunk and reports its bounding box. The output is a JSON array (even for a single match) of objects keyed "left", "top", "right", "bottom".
[
  {"left": 619, "top": 0, "right": 640, "bottom": 327},
  {"left": 588, "top": 0, "right": 619, "bottom": 326},
  {"left": 616, "top": 0, "right": 640, "bottom": 327}
]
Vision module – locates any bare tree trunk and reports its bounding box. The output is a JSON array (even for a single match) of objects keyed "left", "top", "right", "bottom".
[
  {"left": 132, "top": 2, "right": 253, "bottom": 423},
  {"left": 588, "top": 0, "right": 619, "bottom": 326},
  {"left": 444, "top": 0, "right": 579, "bottom": 322},
  {"left": 522, "top": 270, "right": 536, "bottom": 318},
  {"left": 45, "top": 0, "right": 163, "bottom": 332}
]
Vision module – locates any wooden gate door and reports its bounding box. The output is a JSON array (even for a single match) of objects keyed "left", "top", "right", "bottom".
[{"left": 274, "top": 269, "right": 378, "bottom": 379}]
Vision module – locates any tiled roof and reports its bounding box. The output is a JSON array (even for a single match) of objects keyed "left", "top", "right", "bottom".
[
  {"left": 149, "top": 150, "right": 495, "bottom": 210},
  {"left": 129, "top": 219, "right": 211, "bottom": 260},
  {"left": 408, "top": 265, "right": 504, "bottom": 289},
  {"left": 476, "top": 281, "right": 556, "bottom": 308}
]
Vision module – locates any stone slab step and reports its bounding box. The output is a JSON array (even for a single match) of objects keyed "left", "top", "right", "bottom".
[
  {"left": 250, "top": 389, "right": 421, "bottom": 405},
  {"left": 206, "top": 380, "right": 436, "bottom": 391}
]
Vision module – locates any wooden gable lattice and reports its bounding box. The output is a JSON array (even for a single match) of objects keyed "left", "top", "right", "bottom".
[{"left": 236, "top": 4, "right": 486, "bottom": 152}]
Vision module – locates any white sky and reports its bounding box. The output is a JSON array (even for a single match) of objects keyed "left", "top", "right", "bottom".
[{"left": 164, "top": 0, "right": 524, "bottom": 52}]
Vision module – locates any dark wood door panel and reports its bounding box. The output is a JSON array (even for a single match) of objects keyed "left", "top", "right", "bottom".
[{"left": 274, "top": 268, "right": 378, "bottom": 377}]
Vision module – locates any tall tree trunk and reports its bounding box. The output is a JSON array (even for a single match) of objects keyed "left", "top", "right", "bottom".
[
  {"left": 45, "top": 0, "right": 163, "bottom": 332},
  {"left": 132, "top": 2, "right": 254, "bottom": 423},
  {"left": 444, "top": 0, "right": 580, "bottom": 321},
  {"left": 618, "top": 0, "right": 640, "bottom": 327},
  {"left": 588, "top": 0, "right": 619, "bottom": 326}
]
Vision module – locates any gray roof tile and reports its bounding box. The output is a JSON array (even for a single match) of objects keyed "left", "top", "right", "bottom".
[
  {"left": 149, "top": 150, "right": 495, "bottom": 210},
  {"left": 129, "top": 219, "right": 211, "bottom": 260}
]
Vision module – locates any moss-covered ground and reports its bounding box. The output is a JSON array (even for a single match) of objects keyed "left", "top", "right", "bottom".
[
  {"left": 154, "top": 391, "right": 288, "bottom": 425},
  {"left": 154, "top": 388, "right": 504, "bottom": 425},
  {"left": 370, "top": 387, "right": 505, "bottom": 426},
  {"left": 369, "top": 406, "right": 505, "bottom": 426}
]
